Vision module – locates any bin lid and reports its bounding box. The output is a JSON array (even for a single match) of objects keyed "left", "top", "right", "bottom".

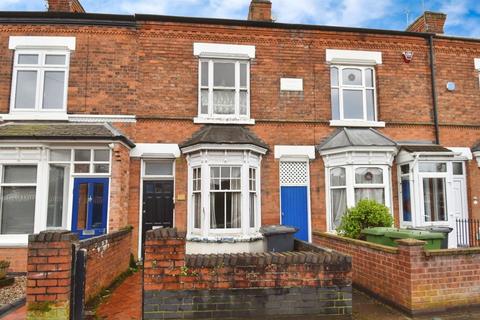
[
  {"left": 260, "top": 225, "right": 299, "bottom": 235},
  {"left": 361, "top": 227, "right": 397, "bottom": 236},
  {"left": 385, "top": 229, "right": 445, "bottom": 240},
  {"left": 408, "top": 226, "right": 453, "bottom": 233}
]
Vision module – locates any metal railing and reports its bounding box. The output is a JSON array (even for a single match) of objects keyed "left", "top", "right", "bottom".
[{"left": 456, "top": 219, "right": 480, "bottom": 248}]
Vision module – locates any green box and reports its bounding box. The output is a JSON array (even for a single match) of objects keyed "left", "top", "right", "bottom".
[
  {"left": 384, "top": 229, "right": 445, "bottom": 250},
  {"left": 361, "top": 227, "right": 398, "bottom": 246}
]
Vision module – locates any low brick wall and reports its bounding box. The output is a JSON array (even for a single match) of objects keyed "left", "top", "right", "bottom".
[
  {"left": 26, "top": 229, "right": 133, "bottom": 319},
  {"left": 314, "top": 231, "right": 480, "bottom": 315},
  {"left": 0, "top": 247, "right": 27, "bottom": 273},
  {"left": 143, "top": 228, "right": 352, "bottom": 319},
  {"left": 80, "top": 229, "right": 132, "bottom": 301}
]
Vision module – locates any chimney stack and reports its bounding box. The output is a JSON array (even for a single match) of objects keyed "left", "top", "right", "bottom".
[
  {"left": 248, "top": 0, "right": 273, "bottom": 22},
  {"left": 47, "top": 0, "right": 85, "bottom": 13},
  {"left": 406, "top": 11, "right": 447, "bottom": 34}
]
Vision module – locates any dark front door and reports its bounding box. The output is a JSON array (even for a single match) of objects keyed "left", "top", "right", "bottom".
[{"left": 142, "top": 180, "right": 174, "bottom": 244}]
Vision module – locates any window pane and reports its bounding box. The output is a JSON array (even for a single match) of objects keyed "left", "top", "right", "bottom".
[
  {"left": 401, "top": 177, "right": 412, "bottom": 222},
  {"left": 193, "top": 193, "right": 201, "bottom": 229},
  {"left": 43, "top": 71, "right": 65, "bottom": 109},
  {"left": 47, "top": 165, "right": 68, "bottom": 228},
  {"left": 355, "top": 167, "right": 383, "bottom": 184},
  {"left": 213, "top": 90, "right": 235, "bottom": 114},
  {"left": 201, "top": 61, "right": 209, "bottom": 87},
  {"left": 94, "top": 150, "right": 110, "bottom": 162},
  {"left": 250, "top": 193, "right": 256, "bottom": 228},
  {"left": 45, "top": 55, "right": 66, "bottom": 65},
  {"left": 423, "top": 178, "right": 447, "bottom": 222},
  {"left": 200, "top": 89, "right": 209, "bottom": 114},
  {"left": 343, "top": 90, "right": 364, "bottom": 119},
  {"left": 214, "top": 62, "right": 235, "bottom": 87},
  {"left": 211, "top": 192, "right": 225, "bottom": 228},
  {"left": 1, "top": 186, "right": 35, "bottom": 234},
  {"left": 240, "top": 91, "right": 247, "bottom": 115},
  {"left": 91, "top": 183, "right": 105, "bottom": 228},
  {"left": 226, "top": 192, "right": 241, "bottom": 228},
  {"left": 50, "top": 149, "right": 71, "bottom": 161},
  {"left": 15, "top": 70, "right": 37, "bottom": 109},
  {"left": 74, "top": 164, "right": 90, "bottom": 173},
  {"left": 331, "top": 188, "right": 347, "bottom": 229},
  {"left": 330, "top": 67, "right": 338, "bottom": 86},
  {"left": 74, "top": 150, "right": 91, "bottom": 162},
  {"left": 331, "top": 88, "right": 340, "bottom": 120},
  {"left": 240, "top": 63, "right": 247, "bottom": 88},
  {"left": 3, "top": 166, "right": 37, "bottom": 183},
  {"left": 342, "top": 68, "right": 362, "bottom": 86},
  {"left": 18, "top": 54, "right": 38, "bottom": 64},
  {"left": 145, "top": 161, "right": 172, "bottom": 176},
  {"left": 355, "top": 188, "right": 385, "bottom": 204},
  {"left": 93, "top": 164, "right": 110, "bottom": 173},
  {"left": 330, "top": 167, "right": 346, "bottom": 187},
  {"left": 453, "top": 162, "right": 463, "bottom": 175},
  {"left": 401, "top": 164, "right": 409, "bottom": 175},
  {"left": 419, "top": 162, "right": 447, "bottom": 172},
  {"left": 76, "top": 183, "right": 88, "bottom": 230},
  {"left": 365, "top": 69, "right": 374, "bottom": 87},
  {"left": 366, "top": 89, "right": 375, "bottom": 121}
]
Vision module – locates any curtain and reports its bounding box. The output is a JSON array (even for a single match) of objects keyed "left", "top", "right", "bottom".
[
  {"left": 331, "top": 188, "right": 347, "bottom": 229},
  {"left": 210, "top": 193, "right": 217, "bottom": 229},
  {"left": 355, "top": 188, "right": 384, "bottom": 204},
  {"left": 231, "top": 192, "right": 241, "bottom": 228}
]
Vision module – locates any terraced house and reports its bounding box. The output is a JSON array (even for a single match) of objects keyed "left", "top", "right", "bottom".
[{"left": 1, "top": 0, "right": 480, "bottom": 273}]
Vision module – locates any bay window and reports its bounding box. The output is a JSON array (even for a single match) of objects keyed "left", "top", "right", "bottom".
[
  {"left": 11, "top": 50, "right": 70, "bottom": 112},
  {"left": 210, "top": 166, "right": 242, "bottom": 229},
  {"left": 330, "top": 66, "right": 377, "bottom": 122}
]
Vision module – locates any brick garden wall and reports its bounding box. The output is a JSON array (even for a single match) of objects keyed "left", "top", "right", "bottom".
[
  {"left": 0, "top": 248, "right": 27, "bottom": 273},
  {"left": 79, "top": 229, "right": 132, "bottom": 301},
  {"left": 143, "top": 228, "right": 352, "bottom": 319},
  {"left": 314, "top": 232, "right": 480, "bottom": 315}
]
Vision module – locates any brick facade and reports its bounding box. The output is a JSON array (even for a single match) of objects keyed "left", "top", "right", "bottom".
[
  {"left": 143, "top": 228, "right": 352, "bottom": 319},
  {"left": 313, "top": 232, "right": 480, "bottom": 314}
]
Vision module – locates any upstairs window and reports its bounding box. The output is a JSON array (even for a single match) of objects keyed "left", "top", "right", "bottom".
[
  {"left": 330, "top": 66, "right": 377, "bottom": 122},
  {"left": 11, "top": 50, "right": 70, "bottom": 112},
  {"left": 199, "top": 60, "right": 250, "bottom": 119}
]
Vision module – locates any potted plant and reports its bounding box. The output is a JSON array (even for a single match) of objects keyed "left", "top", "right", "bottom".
[{"left": 0, "top": 260, "right": 10, "bottom": 279}]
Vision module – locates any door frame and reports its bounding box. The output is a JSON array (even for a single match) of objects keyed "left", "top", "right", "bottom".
[
  {"left": 71, "top": 177, "right": 109, "bottom": 240},
  {"left": 278, "top": 157, "right": 312, "bottom": 242},
  {"left": 138, "top": 159, "right": 176, "bottom": 258}
]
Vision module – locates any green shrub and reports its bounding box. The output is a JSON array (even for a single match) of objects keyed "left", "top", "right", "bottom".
[{"left": 337, "top": 199, "right": 393, "bottom": 239}]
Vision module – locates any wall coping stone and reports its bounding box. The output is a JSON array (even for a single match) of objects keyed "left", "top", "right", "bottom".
[
  {"left": 80, "top": 228, "right": 131, "bottom": 249},
  {"left": 146, "top": 227, "right": 186, "bottom": 240},
  {"left": 28, "top": 230, "right": 78, "bottom": 243},
  {"left": 394, "top": 239, "right": 426, "bottom": 246},
  {"left": 313, "top": 231, "right": 399, "bottom": 254},
  {"left": 426, "top": 247, "right": 480, "bottom": 256}
]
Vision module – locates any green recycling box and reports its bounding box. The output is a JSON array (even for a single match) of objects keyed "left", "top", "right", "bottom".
[
  {"left": 384, "top": 229, "right": 445, "bottom": 250},
  {"left": 361, "top": 227, "right": 398, "bottom": 247}
]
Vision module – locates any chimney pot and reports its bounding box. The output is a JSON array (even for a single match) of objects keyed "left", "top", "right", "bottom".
[
  {"left": 406, "top": 11, "right": 447, "bottom": 34},
  {"left": 248, "top": 0, "right": 273, "bottom": 22},
  {"left": 47, "top": 0, "right": 85, "bottom": 13}
]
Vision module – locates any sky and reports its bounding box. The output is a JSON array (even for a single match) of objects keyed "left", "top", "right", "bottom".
[{"left": 1, "top": 0, "right": 480, "bottom": 38}]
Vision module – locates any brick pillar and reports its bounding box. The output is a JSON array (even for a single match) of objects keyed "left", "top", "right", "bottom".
[
  {"left": 395, "top": 238, "right": 426, "bottom": 312},
  {"left": 27, "top": 230, "right": 77, "bottom": 320},
  {"left": 143, "top": 228, "right": 186, "bottom": 291}
]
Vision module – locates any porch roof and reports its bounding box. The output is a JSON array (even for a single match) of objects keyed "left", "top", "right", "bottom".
[
  {"left": 317, "top": 128, "right": 397, "bottom": 151},
  {"left": 400, "top": 144, "right": 453, "bottom": 153},
  {"left": 0, "top": 122, "right": 135, "bottom": 148},
  {"left": 180, "top": 125, "right": 268, "bottom": 150}
]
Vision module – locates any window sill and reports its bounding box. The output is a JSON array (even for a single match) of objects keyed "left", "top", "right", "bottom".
[
  {"left": 194, "top": 117, "right": 255, "bottom": 125},
  {"left": 1, "top": 112, "right": 68, "bottom": 121},
  {"left": 329, "top": 120, "right": 386, "bottom": 128},
  {"left": 0, "top": 234, "right": 28, "bottom": 247}
]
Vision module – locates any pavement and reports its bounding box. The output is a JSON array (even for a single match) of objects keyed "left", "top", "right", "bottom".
[{"left": 2, "top": 272, "right": 480, "bottom": 319}]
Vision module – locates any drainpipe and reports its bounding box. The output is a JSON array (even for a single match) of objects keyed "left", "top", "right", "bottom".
[{"left": 428, "top": 35, "right": 440, "bottom": 144}]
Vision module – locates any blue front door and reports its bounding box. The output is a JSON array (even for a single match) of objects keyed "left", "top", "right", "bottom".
[
  {"left": 72, "top": 178, "right": 109, "bottom": 240},
  {"left": 281, "top": 186, "right": 309, "bottom": 241}
]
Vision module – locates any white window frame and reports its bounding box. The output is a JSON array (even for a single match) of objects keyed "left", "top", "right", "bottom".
[
  {"left": 10, "top": 49, "right": 70, "bottom": 113},
  {"left": 197, "top": 59, "right": 251, "bottom": 122},
  {"left": 326, "top": 164, "right": 392, "bottom": 232},
  {"left": 330, "top": 65, "right": 377, "bottom": 122}
]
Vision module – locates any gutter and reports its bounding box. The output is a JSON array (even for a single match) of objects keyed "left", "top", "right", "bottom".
[{"left": 428, "top": 35, "right": 440, "bottom": 144}]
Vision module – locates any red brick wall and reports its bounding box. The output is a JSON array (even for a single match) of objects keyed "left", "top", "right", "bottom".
[
  {"left": 314, "top": 232, "right": 480, "bottom": 314},
  {"left": 109, "top": 142, "right": 131, "bottom": 232},
  {"left": 80, "top": 229, "right": 132, "bottom": 301},
  {"left": 0, "top": 247, "right": 27, "bottom": 273},
  {"left": 143, "top": 228, "right": 351, "bottom": 292}
]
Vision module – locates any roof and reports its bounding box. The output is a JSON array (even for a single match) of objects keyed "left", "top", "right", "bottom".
[
  {"left": 180, "top": 125, "right": 268, "bottom": 150},
  {"left": 317, "top": 128, "right": 397, "bottom": 151},
  {"left": 0, "top": 122, "right": 135, "bottom": 148},
  {"left": 400, "top": 144, "right": 453, "bottom": 153}
]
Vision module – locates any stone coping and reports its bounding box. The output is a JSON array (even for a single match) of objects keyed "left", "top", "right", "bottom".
[
  {"left": 79, "top": 228, "right": 131, "bottom": 249},
  {"left": 426, "top": 247, "right": 480, "bottom": 256},
  {"left": 313, "top": 231, "right": 399, "bottom": 254},
  {"left": 146, "top": 228, "right": 185, "bottom": 240}
]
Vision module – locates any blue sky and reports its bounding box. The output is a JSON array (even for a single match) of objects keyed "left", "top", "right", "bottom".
[{"left": 1, "top": 0, "right": 480, "bottom": 38}]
